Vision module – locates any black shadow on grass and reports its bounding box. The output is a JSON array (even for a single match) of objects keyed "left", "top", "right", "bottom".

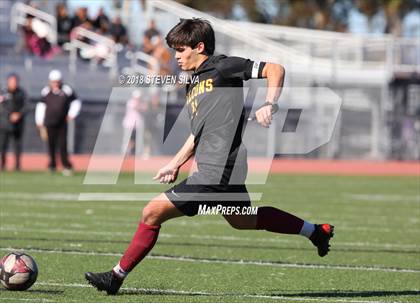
[
  {"left": 112, "top": 289, "right": 420, "bottom": 299},
  {"left": 1, "top": 236, "right": 419, "bottom": 255},
  {"left": 269, "top": 290, "right": 420, "bottom": 298},
  {"left": 118, "top": 289, "right": 210, "bottom": 297}
]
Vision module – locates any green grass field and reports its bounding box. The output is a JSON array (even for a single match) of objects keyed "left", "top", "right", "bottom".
[{"left": 0, "top": 171, "right": 419, "bottom": 303}]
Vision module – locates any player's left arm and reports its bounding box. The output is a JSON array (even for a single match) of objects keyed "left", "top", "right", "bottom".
[{"left": 256, "top": 63, "right": 285, "bottom": 128}]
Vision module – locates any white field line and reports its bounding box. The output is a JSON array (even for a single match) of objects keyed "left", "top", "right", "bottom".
[
  {"left": 3, "top": 198, "right": 419, "bottom": 224},
  {"left": 0, "top": 202, "right": 127, "bottom": 211},
  {"left": 0, "top": 192, "right": 266, "bottom": 202},
  {"left": 34, "top": 281, "right": 405, "bottom": 303},
  {"left": 3, "top": 208, "right": 418, "bottom": 228},
  {"left": 3, "top": 191, "right": 419, "bottom": 204},
  {"left": 0, "top": 298, "right": 55, "bottom": 302},
  {"left": 0, "top": 212, "right": 420, "bottom": 235},
  {"left": 0, "top": 192, "right": 79, "bottom": 201},
  {"left": 1, "top": 247, "right": 419, "bottom": 274},
  {"left": 4, "top": 208, "right": 414, "bottom": 227},
  {"left": 78, "top": 193, "right": 265, "bottom": 201},
  {"left": 344, "top": 194, "right": 420, "bottom": 203},
  {"left": 0, "top": 212, "right": 223, "bottom": 227},
  {"left": 1, "top": 225, "right": 419, "bottom": 251},
  {"left": 0, "top": 201, "right": 420, "bottom": 230},
  {"left": 2, "top": 211, "right": 419, "bottom": 233}
]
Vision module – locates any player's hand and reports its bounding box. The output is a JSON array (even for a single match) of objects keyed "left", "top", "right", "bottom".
[
  {"left": 153, "top": 165, "right": 179, "bottom": 184},
  {"left": 255, "top": 104, "right": 273, "bottom": 128},
  {"left": 37, "top": 125, "right": 48, "bottom": 142},
  {"left": 9, "top": 112, "right": 21, "bottom": 123}
]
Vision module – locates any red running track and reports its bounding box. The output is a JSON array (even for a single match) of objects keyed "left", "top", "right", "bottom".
[{"left": 1, "top": 153, "right": 419, "bottom": 176}]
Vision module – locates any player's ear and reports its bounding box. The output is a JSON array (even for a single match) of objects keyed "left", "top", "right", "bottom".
[{"left": 195, "top": 42, "right": 205, "bottom": 54}]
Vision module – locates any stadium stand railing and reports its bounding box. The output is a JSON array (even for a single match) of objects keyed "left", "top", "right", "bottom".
[
  {"left": 147, "top": 0, "right": 419, "bottom": 160},
  {"left": 148, "top": 0, "right": 419, "bottom": 86},
  {"left": 123, "top": 50, "right": 160, "bottom": 76},
  {"left": 1, "top": 0, "right": 418, "bottom": 160},
  {"left": 63, "top": 26, "right": 121, "bottom": 78},
  {"left": 10, "top": 2, "right": 57, "bottom": 45},
  {"left": 228, "top": 21, "right": 420, "bottom": 76}
]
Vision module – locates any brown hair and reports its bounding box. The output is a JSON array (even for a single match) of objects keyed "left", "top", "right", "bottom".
[{"left": 165, "top": 18, "right": 215, "bottom": 55}]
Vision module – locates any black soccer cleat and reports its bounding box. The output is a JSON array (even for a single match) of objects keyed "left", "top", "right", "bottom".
[
  {"left": 85, "top": 271, "right": 123, "bottom": 295},
  {"left": 309, "top": 224, "right": 334, "bottom": 257}
]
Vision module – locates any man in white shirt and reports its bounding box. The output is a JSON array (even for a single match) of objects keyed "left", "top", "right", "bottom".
[{"left": 35, "top": 70, "right": 81, "bottom": 175}]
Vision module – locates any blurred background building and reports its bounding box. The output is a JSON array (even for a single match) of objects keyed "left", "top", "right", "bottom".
[{"left": 0, "top": 0, "right": 418, "bottom": 161}]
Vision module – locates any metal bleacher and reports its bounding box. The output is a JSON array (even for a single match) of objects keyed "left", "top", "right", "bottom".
[
  {"left": 0, "top": 0, "right": 418, "bottom": 159},
  {"left": 0, "top": 1, "right": 128, "bottom": 154},
  {"left": 148, "top": 0, "right": 420, "bottom": 160},
  {"left": 2, "top": 1, "right": 118, "bottom": 102}
]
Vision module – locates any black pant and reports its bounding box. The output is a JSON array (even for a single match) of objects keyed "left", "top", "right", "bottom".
[
  {"left": 46, "top": 123, "right": 72, "bottom": 170},
  {"left": 0, "top": 128, "right": 23, "bottom": 170}
]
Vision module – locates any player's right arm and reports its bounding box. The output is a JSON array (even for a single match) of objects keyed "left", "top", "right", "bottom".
[
  {"left": 153, "top": 134, "right": 195, "bottom": 184},
  {"left": 35, "top": 86, "right": 49, "bottom": 127}
]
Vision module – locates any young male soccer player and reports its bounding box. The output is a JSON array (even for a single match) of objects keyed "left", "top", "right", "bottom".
[{"left": 85, "top": 18, "right": 334, "bottom": 295}]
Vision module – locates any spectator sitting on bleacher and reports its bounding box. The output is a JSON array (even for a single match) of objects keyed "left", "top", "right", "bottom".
[
  {"left": 110, "top": 16, "right": 128, "bottom": 45},
  {"left": 93, "top": 7, "right": 110, "bottom": 35},
  {"left": 69, "top": 13, "right": 96, "bottom": 61},
  {"left": 22, "top": 15, "right": 58, "bottom": 59},
  {"left": 20, "top": 15, "right": 36, "bottom": 53},
  {"left": 56, "top": 3, "right": 72, "bottom": 46},
  {"left": 72, "top": 7, "right": 92, "bottom": 29},
  {"left": 151, "top": 36, "right": 172, "bottom": 75},
  {"left": 143, "top": 19, "right": 160, "bottom": 54}
]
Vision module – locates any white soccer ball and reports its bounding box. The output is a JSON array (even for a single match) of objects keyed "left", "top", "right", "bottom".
[{"left": 0, "top": 252, "right": 38, "bottom": 291}]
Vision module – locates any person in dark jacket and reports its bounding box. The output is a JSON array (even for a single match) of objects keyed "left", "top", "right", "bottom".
[
  {"left": 0, "top": 74, "right": 27, "bottom": 171},
  {"left": 110, "top": 16, "right": 128, "bottom": 45},
  {"left": 93, "top": 7, "right": 110, "bottom": 35},
  {"left": 35, "top": 70, "right": 81, "bottom": 175},
  {"left": 56, "top": 3, "right": 72, "bottom": 46}
]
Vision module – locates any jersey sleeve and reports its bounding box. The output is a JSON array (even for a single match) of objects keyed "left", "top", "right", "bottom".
[
  {"left": 35, "top": 102, "right": 46, "bottom": 125},
  {"left": 62, "top": 85, "right": 81, "bottom": 118},
  {"left": 62, "top": 84, "right": 77, "bottom": 101},
  {"left": 217, "top": 56, "right": 266, "bottom": 81},
  {"left": 40, "top": 86, "right": 49, "bottom": 103}
]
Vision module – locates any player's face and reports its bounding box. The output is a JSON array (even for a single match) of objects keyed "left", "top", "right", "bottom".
[
  {"left": 174, "top": 46, "right": 199, "bottom": 71},
  {"left": 50, "top": 80, "right": 61, "bottom": 91},
  {"left": 7, "top": 77, "right": 18, "bottom": 91}
]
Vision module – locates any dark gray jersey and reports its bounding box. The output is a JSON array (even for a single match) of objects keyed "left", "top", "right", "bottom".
[
  {"left": 186, "top": 55, "right": 265, "bottom": 168},
  {"left": 40, "top": 84, "right": 77, "bottom": 127}
]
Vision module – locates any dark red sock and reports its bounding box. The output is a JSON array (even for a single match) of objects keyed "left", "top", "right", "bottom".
[
  {"left": 256, "top": 206, "right": 304, "bottom": 234},
  {"left": 119, "top": 222, "right": 161, "bottom": 272}
]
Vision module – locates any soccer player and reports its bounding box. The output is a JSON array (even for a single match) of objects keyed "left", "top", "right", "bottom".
[{"left": 85, "top": 18, "right": 334, "bottom": 295}]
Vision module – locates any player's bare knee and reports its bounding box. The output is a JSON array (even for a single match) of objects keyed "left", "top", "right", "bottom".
[{"left": 141, "top": 203, "right": 163, "bottom": 225}]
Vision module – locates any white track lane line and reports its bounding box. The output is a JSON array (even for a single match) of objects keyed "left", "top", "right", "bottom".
[
  {"left": 0, "top": 298, "right": 55, "bottom": 302},
  {"left": 1, "top": 247, "right": 419, "bottom": 274},
  {"left": 1, "top": 226, "right": 419, "bottom": 251},
  {"left": 3, "top": 211, "right": 420, "bottom": 234}
]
